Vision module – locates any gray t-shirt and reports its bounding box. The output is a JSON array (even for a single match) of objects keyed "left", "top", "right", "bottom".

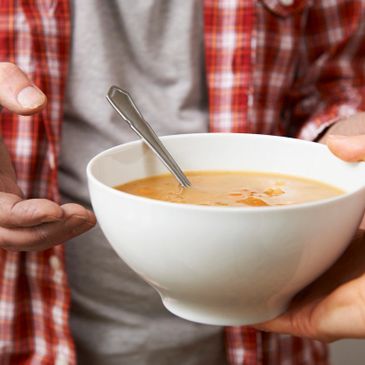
[{"left": 59, "top": 1, "right": 226, "bottom": 364}]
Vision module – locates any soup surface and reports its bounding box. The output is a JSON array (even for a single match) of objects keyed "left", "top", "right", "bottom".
[{"left": 115, "top": 171, "right": 343, "bottom": 207}]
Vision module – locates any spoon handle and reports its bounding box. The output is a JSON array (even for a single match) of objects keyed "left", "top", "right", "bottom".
[{"left": 107, "top": 86, "right": 191, "bottom": 188}]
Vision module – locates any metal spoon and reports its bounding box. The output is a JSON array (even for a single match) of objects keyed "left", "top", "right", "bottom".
[{"left": 106, "top": 86, "right": 191, "bottom": 188}]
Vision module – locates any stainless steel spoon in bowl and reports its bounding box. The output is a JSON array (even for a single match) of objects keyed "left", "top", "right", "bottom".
[{"left": 106, "top": 86, "right": 192, "bottom": 188}]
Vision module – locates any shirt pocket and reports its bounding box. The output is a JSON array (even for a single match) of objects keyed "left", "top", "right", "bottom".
[{"left": 259, "top": 0, "right": 310, "bottom": 18}]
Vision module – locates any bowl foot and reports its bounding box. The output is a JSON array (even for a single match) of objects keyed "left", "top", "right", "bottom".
[{"left": 162, "top": 297, "right": 288, "bottom": 326}]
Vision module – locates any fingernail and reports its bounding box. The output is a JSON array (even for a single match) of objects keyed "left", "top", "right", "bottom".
[
  {"left": 86, "top": 210, "right": 97, "bottom": 224},
  {"left": 68, "top": 215, "right": 87, "bottom": 225},
  {"left": 17, "top": 86, "right": 45, "bottom": 109},
  {"left": 69, "top": 215, "right": 94, "bottom": 228}
]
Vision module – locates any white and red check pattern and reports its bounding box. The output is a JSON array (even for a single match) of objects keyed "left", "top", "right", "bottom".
[
  {"left": 1, "top": 0, "right": 365, "bottom": 364},
  {"left": 0, "top": 1, "right": 74, "bottom": 365}
]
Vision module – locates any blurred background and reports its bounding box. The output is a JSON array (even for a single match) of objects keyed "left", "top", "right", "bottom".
[{"left": 331, "top": 340, "right": 365, "bottom": 364}]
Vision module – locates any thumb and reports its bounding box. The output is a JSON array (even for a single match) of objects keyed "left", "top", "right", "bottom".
[
  {"left": 327, "top": 135, "right": 365, "bottom": 162},
  {"left": 0, "top": 62, "right": 47, "bottom": 115}
]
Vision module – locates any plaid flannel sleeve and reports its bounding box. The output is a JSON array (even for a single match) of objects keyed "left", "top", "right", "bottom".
[{"left": 292, "top": 0, "right": 365, "bottom": 140}]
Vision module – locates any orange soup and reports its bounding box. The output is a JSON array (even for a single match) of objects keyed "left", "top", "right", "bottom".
[{"left": 114, "top": 171, "right": 343, "bottom": 207}]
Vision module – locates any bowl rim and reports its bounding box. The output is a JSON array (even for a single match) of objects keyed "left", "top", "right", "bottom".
[{"left": 86, "top": 133, "right": 365, "bottom": 213}]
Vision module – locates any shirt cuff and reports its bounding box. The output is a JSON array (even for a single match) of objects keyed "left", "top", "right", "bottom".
[{"left": 297, "top": 104, "right": 359, "bottom": 141}]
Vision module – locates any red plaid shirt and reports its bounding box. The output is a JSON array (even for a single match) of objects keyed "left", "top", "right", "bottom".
[{"left": 1, "top": 1, "right": 365, "bottom": 364}]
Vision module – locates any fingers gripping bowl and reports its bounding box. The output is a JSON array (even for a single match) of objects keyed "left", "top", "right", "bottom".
[{"left": 87, "top": 133, "right": 365, "bottom": 326}]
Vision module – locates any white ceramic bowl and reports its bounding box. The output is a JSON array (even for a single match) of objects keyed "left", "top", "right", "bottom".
[{"left": 87, "top": 133, "right": 365, "bottom": 326}]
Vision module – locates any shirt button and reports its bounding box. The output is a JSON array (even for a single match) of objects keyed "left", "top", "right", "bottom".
[
  {"left": 49, "top": 255, "right": 61, "bottom": 271},
  {"left": 280, "top": 0, "right": 294, "bottom": 6}
]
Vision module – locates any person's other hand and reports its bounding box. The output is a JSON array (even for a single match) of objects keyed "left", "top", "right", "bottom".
[
  {"left": 320, "top": 112, "right": 365, "bottom": 162},
  {"left": 254, "top": 112, "right": 365, "bottom": 342},
  {"left": 0, "top": 62, "right": 96, "bottom": 251}
]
